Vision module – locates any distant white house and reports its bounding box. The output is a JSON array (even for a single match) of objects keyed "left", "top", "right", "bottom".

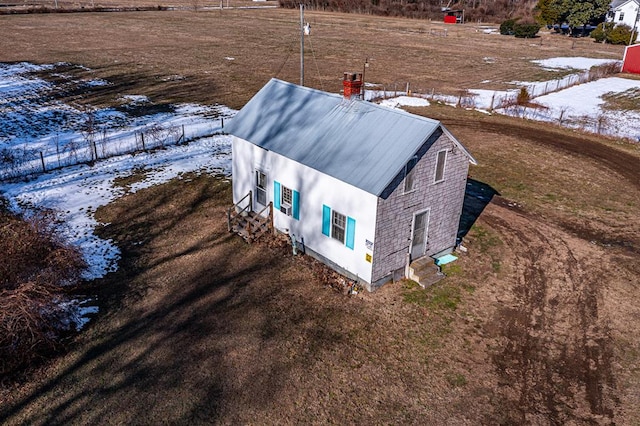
[
  {"left": 607, "top": 0, "right": 640, "bottom": 41},
  {"left": 226, "top": 75, "right": 476, "bottom": 291}
]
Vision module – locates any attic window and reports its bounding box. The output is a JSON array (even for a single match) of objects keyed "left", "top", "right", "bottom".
[
  {"left": 403, "top": 156, "right": 418, "bottom": 193},
  {"left": 434, "top": 150, "right": 447, "bottom": 183}
]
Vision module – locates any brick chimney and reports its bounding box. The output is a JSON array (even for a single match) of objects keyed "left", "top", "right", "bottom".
[{"left": 343, "top": 72, "right": 363, "bottom": 100}]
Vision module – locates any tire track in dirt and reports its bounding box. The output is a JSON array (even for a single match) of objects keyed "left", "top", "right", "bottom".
[
  {"left": 483, "top": 202, "right": 617, "bottom": 424},
  {"left": 442, "top": 118, "right": 640, "bottom": 191}
]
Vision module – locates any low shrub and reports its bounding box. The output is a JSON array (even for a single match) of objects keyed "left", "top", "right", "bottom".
[
  {"left": 514, "top": 22, "right": 541, "bottom": 38},
  {"left": 0, "top": 205, "right": 86, "bottom": 377},
  {"left": 500, "top": 19, "right": 517, "bottom": 35},
  {"left": 516, "top": 87, "right": 531, "bottom": 105},
  {"left": 591, "top": 22, "right": 633, "bottom": 45},
  {"left": 590, "top": 22, "right": 612, "bottom": 42},
  {"left": 608, "top": 24, "right": 634, "bottom": 45}
]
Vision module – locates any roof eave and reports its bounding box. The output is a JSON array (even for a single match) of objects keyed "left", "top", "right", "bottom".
[{"left": 441, "top": 125, "right": 478, "bottom": 165}]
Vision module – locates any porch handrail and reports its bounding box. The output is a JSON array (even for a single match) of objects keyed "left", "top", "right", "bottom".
[{"left": 227, "top": 190, "right": 252, "bottom": 232}]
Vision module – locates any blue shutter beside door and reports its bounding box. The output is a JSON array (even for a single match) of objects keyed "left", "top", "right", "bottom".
[
  {"left": 292, "top": 190, "right": 300, "bottom": 220},
  {"left": 346, "top": 217, "right": 356, "bottom": 250},
  {"left": 322, "top": 205, "right": 331, "bottom": 236},
  {"left": 274, "top": 181, "right": 281, "bottom": 210}
]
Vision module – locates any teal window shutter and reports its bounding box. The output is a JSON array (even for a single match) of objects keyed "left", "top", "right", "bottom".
[
  {"left": 292, "top": 190, "right": 300, "bottom": 220},
  {"left": 346, "top": 217, "right": 356, "bottom": 250},
  {"left": 322, "top": 205, "right": 331, "bottom": 236},
  {"left": 274, "top": 181, "right": 281, "bottom": 210}
]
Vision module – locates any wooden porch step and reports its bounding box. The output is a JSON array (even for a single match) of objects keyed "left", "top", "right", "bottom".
[{"left": 228, "top": 200, "right": 273, "bottom": 244}]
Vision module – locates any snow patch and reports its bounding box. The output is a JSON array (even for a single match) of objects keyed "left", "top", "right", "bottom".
[{"left": 379, "top": 96, "right": 430, "bottom": 109}]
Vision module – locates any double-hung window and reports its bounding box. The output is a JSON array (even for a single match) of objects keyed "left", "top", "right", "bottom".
[
  {"left": 331, "top": 211, "right": 346, "bottom": 243},
  {"left": 322, "top": 205, "right": 355, "bottom": 250},
  {"left": 273, "top": 181, "right": 300, "bottom": 219},
  {"left": 281, "top": 186, "right": 293, "bottom": 215}
]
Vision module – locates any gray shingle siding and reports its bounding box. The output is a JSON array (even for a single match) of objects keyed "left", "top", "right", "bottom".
[{"left": 371, "top": 130, "right": 470, "bottom": 283}]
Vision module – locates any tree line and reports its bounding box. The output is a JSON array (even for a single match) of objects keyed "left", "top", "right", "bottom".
[{"left": 279, "top": 0, "right": 540, "bottom": 23}]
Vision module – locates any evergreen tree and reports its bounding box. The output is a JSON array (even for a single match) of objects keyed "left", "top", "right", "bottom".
[
  {"left": 536, "top": 0, "right": 609, "bottom": 27},
  {"left": 562, "top": 0, "right": 609, "bottom": 27},
  {"left": 536, "top": 0, "right": 562, "bottom": 25}
]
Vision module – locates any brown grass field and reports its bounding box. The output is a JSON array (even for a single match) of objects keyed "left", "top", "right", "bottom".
[{"left": 1, "top": 7, "right": 640, "bottom": 425}]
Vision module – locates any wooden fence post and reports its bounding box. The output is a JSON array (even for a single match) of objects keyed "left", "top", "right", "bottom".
[
  {"left": 40, "top": 151, "right": 45, "bottom": 172},
  {"left": 269, "top": 202, "right": 274, "bottom": 234}
]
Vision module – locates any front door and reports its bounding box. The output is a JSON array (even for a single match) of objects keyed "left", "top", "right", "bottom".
[
  {"left": 410, "top": 209, "right": 430, "bottom": 261},
  {"left": 255, "top": 170, "right": 267, "bottom": 208}
]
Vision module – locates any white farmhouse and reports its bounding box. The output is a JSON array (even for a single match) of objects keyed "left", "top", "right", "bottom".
[
  {"left": 226, "top": 74, "right": 476, "bottom": 291},
  {"left": 607, "top": 0, "right": 640, "bottom": 41}
]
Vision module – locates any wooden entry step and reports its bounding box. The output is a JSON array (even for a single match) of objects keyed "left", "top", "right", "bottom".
[{"left": 227, "top": 191, "right": 273, "bottom": 243}]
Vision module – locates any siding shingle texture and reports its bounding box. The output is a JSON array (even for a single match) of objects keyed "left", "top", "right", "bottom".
[{"left": 371, "top": 132, "right": 469, "bottom": 283}]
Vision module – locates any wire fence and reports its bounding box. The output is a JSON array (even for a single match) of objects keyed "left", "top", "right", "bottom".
[
  {"left": 366, "top": 61, "right": 631, "bottom": 139},
  {"left": 0, "top": 118, "right": 226, "bottom": 181}
]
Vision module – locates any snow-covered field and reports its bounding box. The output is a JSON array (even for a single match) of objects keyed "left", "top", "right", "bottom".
[
  {"left": 376, "top": 57, "right": 640, "bottom": 141},
  {"left": 0, "top": 62, "right": 234, "bottom": 180},
  {"left": 1, "top": 63, "right": 235, "bottom": 281},
  {"left": 1, "top": 57, "right": 638, "bottom": 327}
]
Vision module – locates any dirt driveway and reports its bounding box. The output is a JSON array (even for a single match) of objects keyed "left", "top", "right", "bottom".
[{"left": 1, "top": 113, "right": 639, "bottom": 424}]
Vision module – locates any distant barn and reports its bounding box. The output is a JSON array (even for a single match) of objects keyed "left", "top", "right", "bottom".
[
  {"left": 443, "top": 9, "right": 464, "bottom": 24},
  {"left": 622, "top": 44, "right": 640, "bottom": 74}
]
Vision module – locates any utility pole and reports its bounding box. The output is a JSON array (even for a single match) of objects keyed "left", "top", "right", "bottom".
[
  {"left": 362, "top": 58, "right": 369, "bottom": 100},
  {"left": 630, "top": 5, "right": 639, "bottom": 45},
  {"left": 300, "top": 4, "right": 305, "bottom": 86}
]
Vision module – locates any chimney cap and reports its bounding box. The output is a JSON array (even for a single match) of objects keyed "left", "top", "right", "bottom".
[{"left": 343, "top": 72, "right": 362, "bottom": 81}]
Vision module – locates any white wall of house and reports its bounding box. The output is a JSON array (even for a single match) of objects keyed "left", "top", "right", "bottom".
[
  {"left": 232, "top": 137, "right": 379, "bottom": 283},
  {"left": 609, "top": 0, "right": 640, "bottom": 40}
]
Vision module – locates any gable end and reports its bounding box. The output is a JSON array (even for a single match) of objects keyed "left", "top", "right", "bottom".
[{"left": 379, "top": 128, "right": 443, "bottom": 199}]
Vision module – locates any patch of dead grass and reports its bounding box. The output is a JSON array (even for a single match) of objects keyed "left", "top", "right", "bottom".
[
  {"left": 602, "top": 88, "right": 640, "bottom": 112},
  {"left": 0, "top": 9, "right": 626, "bottom": 110}
]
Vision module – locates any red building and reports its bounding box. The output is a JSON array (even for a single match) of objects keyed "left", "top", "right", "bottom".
[
  {"left": 443, "top": 9, "right": 464, "bottom": 24},
  {"left": 622, "top": 44, "right": 640, "bottom": 74}
]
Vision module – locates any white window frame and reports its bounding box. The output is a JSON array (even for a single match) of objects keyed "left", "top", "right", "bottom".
[
  {"left": 434, "top": 149, "right": 448, "bottom": 183},
  {"left": 331, "top": 210, "right": 346, "bottom": 244},
  {"left": 255, "top": 170, "right": 267, "bottom": 207},
  {"left": 281, "top": 185, "right": 293, "bottom": 216}
]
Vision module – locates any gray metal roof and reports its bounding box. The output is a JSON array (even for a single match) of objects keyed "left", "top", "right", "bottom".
[
  {"left": 610, "top": 0, "right": 638, "bottom": 9},
  {"left": 226, "top": 78, "right": 473, "bottom": 196}
]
